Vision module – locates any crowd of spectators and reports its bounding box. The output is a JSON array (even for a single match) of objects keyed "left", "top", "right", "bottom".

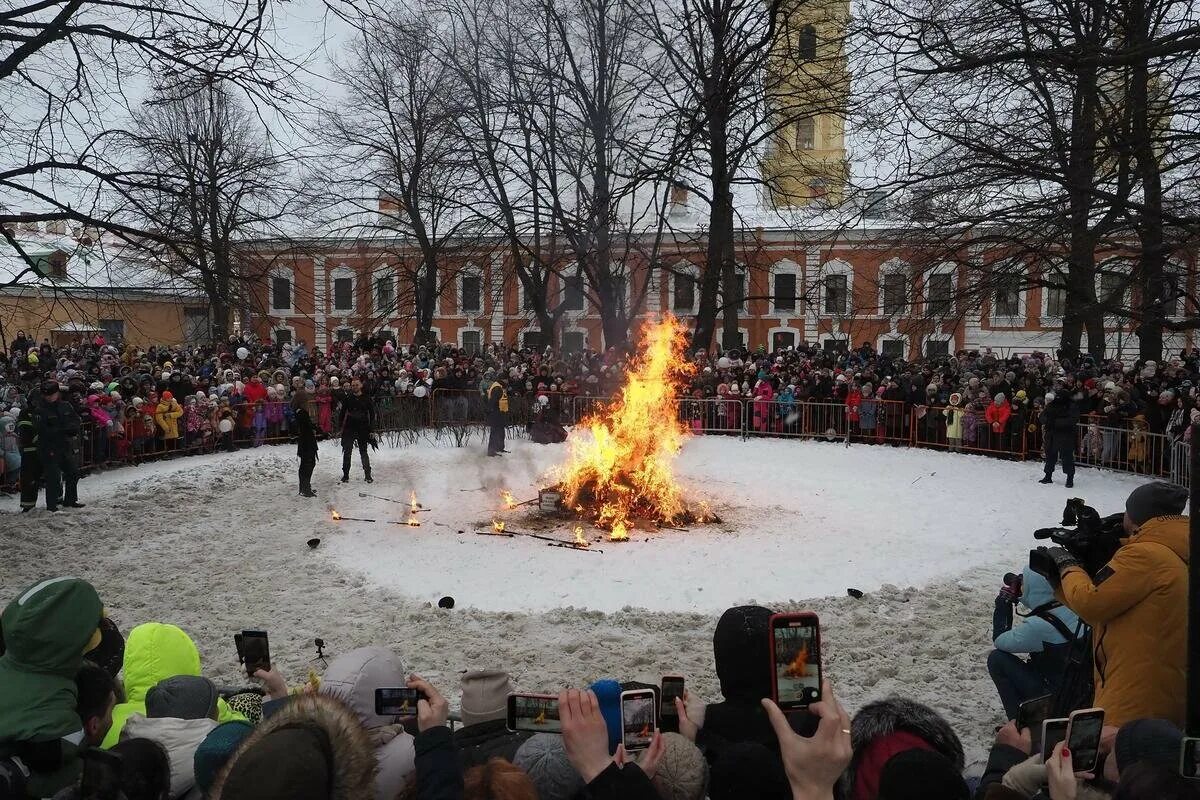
[{"left": 3, "top": 329, "right": 1200, "bottom": 490}]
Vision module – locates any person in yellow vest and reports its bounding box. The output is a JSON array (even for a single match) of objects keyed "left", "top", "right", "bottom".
[{"left": 486, "top": 371, "right": 509, "bottom": 457}]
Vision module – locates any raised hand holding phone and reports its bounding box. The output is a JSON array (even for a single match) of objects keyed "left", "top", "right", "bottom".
[
  {"left": 406, "top": 674, "right": 448, "bottom": 732},
  {"left": 762, "top": 679, "right": 853, "bottom": 800},
  {"left": 559, "top": 689, "right": 614, "bottom": 783}
]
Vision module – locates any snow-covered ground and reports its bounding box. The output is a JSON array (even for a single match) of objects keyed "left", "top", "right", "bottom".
[{"left": 0, "top": 434, "right": 1148, "bottom": 768}]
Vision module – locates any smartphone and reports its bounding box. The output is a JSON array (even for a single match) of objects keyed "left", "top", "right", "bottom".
[
  {"left": 1017, "top": 694, "right": 1053, "bottom": 750},
  {"left": 236, "top": 630, "right": 270, "bottom": 678},
  {"left": 1066, "top": 708, "right": 1105, "bottom": 773},
  {"left": 660, "top": 676, "right": 685, "bottom": 719},
  {"left": 375, "top": 687, "right": 425, "bottom": 716},
  {"left": 80, "top": 749, "right": 123, "bottom": 800},
  {"left": 621, "top": 689, "right": 657, "bottom": 752},
  {"left": 1041, "top": 718, "right": 1069, "bottom": 763},
  {"left": 769, "top": 612, "right": 822, "bottom": 709},
  {"left": 1180, "top": 736, "right": 1200, "bottom": 780},
  {"left": 506, "top": 694, "right": 562, "bottom": 734}
]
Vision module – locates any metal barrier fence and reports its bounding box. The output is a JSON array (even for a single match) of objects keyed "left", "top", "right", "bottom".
[{"left": 4, "top": 393, "right": 1191, "bottom": 498}]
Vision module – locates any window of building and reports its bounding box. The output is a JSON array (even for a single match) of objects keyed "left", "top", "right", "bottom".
[
  {"left": 375, "top": 276, "right": 395, "bottom": 312},
  {"left": 1045, "top": 281, "right": 1067, "bottom": 318},
  {"left": 673, "top": 272, "right": 696, "bottom": 311},
  {"left": 794, "top": 117, "right": 815, "bottom": 150},
  {"left": 881, "top": 339, "right": 906, "bottom": 359},
  {"left": 563, "top": 274, "right": 585, "bottom": 311},
  {"left": 462, "top": 329, "right": 482, "bottom": 354},
  {"left": 462, "top": 275, "right": 482, "bottom": 313},
  {"left": 824, "top": 274, "right": 848, "bottom": 314},
  {"left": 523, "top": 283, "right": 539, "bottom": 311},
  {"left": 1164, "top": 267, "right": 1185, "bottom": 317},
  {"left": 797, "top": 24, "right": 817, "bottom": 60},
  {"left": 522, "top": 330, "right": 548, "bottom": 350},
  {"left": 612, "top": 275, "right": 628, "bottom": 310},
  {"left": 993, "top": 275, "right": 1020, "bottom": 317},
  {"left": 273, "top": 328, "right": 292, "bottom": 345},
  {"left": 336, "top": 327, "right": 354, "bottom": 343},
  {"left": 562, "top": 330, "right": 586, "bottom": 355},
  {"left": 882, "top": 272, "right": 907, "bottom": 316},
  {"left": 727, "top": 270, "right": 746, "bottom": 311},
  {"left": 926, "top": 273, "right": 952, "bottom": 317},
  {"left": 1099, "top": 272, "right": 1125, "bottom": 309},
  {"left": 721, "top": 330, "right": 745, "bottom": 350},
  {"left": 98, "top": 319, "right": 125, "bottom": 342},
  {"left": 271, "top": 277, "right": 291, "bottom": 311},
  {"left": 773, "top": 273, "right": 797, "bottom": 312},
  {"left": 822, "top": 337, "right": 848, "bottom": 354},
  {"left": 183, "top": 308, "right": 208, "bottom": 343},
  {"left": 772, "top": 330, "right": 797, "bottom": 351},
  {"left": 333, "top": 277, "right": 353, "bottom": 311},
  {"left": 924, "top": 338, "right": 951, "bottom": 359}
]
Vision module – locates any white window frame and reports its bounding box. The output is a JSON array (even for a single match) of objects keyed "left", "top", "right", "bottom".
[
  {"left": 458, "top": 266, "right": 485, "bottom": 316},
  {"left": 769, "top": 259, "right": 801, "bottom": 317},
  {"left": 921, "top": 333, "right": 954, "bottom": 359},
  {"left": 1165, "top": 260, "right": 1187, "bottom": 319},
  {"left": 669, "top": 262, "right": 701, "bottom": 316},
  {"left": 1041, "top": 267, "right": 1068, "bottom": 322},
  {"left": 330, "top": 265, "right": 355, "bottom": 316},
  {"left": 768, "top": 326, "right": 801, "bottom": 351},
  {"left": 923, "top": 264, "right": 956, "bottom": 318},
  {"left": 272, "top": 324, "right": 296, "bottom": 345},
  {"left": 1096, "top": 259, "right": 1130, "bottom": 319},
  {"left": 560, "top": 272, "right": 588, "bottom": 316},
  {"left": 458, "top": 326, "right": 484, "bottom": 353},
  {"left": 819, "top": 259, "right": 854, "bottom": 317},
  {"left": 990, "top": 270, "right": 1026, "bottom": 325},
  {"left": 333, "top": 325, "right": 356, "bottom": 343},
  {"left": 877, "top": 258, "right": 910, "bottom": 318},
  {"left": 818, "top": 332, "right": 850, "bottom": 353},
  {"left": 561, "top": 325, "right": 588, "bottom": 355},
  {"left": 877, "top": 334, "right": 908, "bottom": 360},
  {"left": 373, "top": 269, "right": 398, "bottom": 316},
  {"left": 269, "top": 267, "right": 294, "bottom": 315}
]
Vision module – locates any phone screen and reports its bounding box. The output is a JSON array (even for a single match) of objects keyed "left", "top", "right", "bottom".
[
  {"left": 1041, "top": 719, "right": 1069, "bottom": 763},
  {"left": 771, "top": 614, "right": 821, "bottom": 708},
  {"left": 1017, "top": 694, "right": 1052, "bottom": 749},
  {"left": 1181, "top": 737, "right": 1200, "bottom": 780},
  {"left": 1067, "top": 711, "right": 1105, "bottom": 772},
  {"left": 507, "top": 695, "right": 562, "bottom": 733},
  {"left": 621, "top": 691, "right": 657, "bottom": 751},
  {"left": 81, "top": 750, "right": 123, "bottom": 800},
  {"left": 240, "top": 630, "right": 270, "bottom": 678},
  {"left": 375, "top": 688, "right": 422, "bottom": 716},
  {"left": 661, "top": 677, "right": 685, "bottom": 718}
]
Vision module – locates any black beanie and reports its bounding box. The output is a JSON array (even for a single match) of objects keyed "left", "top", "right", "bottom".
[
  {"left": 1115, "top": 719, "right": 1184, "bottom": 772},
  {"left": 1125, "top": 481, "right": 1189, "bottom": 526},
  {"left": 219, "top": 725, "right": 333, "bottom": 800},
  {"left": 878, "top": 749, "right": 969, "bottom": 800},
  {"left": 713, "top": 605, "right": 774, "bottom": 703}
]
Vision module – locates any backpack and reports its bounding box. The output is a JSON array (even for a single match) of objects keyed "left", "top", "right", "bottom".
[{"left": 1031, "top": 603, "right": 1095, "bottom": 717}]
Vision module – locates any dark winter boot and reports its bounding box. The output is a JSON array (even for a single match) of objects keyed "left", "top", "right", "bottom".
[
  {"left": 1038, "top": 476, "right": 1053, "bottom": 484},
  {"left": 340, "top": 474, "right": 349, "bottom": 484},
  {"left": 364, "top": 474, "right": 374, "bottom": 484},
  {"left": 1065, "top": 476, "right": 1074, "bottom": 488}
]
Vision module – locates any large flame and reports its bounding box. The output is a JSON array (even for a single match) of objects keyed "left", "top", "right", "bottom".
[
  {"left": 554, "top": 316, "right": 696, "bottom": 536},
  {"left": 784, "top": 642, "right": 811, "bottom": 679},
  {"left": 410, "top": 491, "right": 420, "bottom": 513},
  {"left": 501, "top": 490, "right": 517, "bottom": 510}
]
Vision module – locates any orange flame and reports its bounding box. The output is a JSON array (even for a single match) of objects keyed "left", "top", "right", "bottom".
[
  {"left": 406, "top": 517, "right": 420, "bottom": 527},
  {"left": 493, "top": 520, "right": 506, "bottom": 533},
  {"left": 784, "top": 642, "right": 811, "bottom": 678},
  {"left": 331, "top": 510, "right": 341, "bottom": 520},
  {"left": 501, "top": 490, "right": 517, "bottom": 509},
  {"left": 410, "top": 491, "right": 420, "bottom": 512},
  {"left": 610, "top": 521, "right": 629, "bottom": 541},
  {"left": 573, "top": 525, "right": 589, "bottom": 547},
  {"left": 554, "top": 316, "right": 696, "bottom": 534}
]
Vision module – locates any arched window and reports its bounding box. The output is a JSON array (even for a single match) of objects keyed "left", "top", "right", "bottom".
[
  {"left": 794, "top": 117, "right": 815, "bottom": 150},
  {"left": 797, "top": 25, "right": 817, "bottom": 60}
]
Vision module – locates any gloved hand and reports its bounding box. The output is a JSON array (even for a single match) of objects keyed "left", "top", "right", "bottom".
[
  {"left": 998, "top": 581, "right": 1021, "bottom": 604},
  {"left": 1029, "top": 547, "right": 1080, "bottom": 587}
]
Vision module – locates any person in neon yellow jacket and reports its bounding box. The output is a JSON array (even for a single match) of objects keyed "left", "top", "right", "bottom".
[{"left": 101, "top": 622, "right": 244, "bottom": 748}]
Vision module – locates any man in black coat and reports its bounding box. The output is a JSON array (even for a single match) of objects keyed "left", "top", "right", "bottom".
[
  {"left": 336, "top": 378, "right": 375, "bottom": 483},
  {"left": 1039, "top": 390, "right": 1080, "bottom": 487},
  {"left": 292, "top": 390, "right": 319, "bottom": 497},
  {"left": 36, "top": 381, "right": 84, "bottom": 511},
  {"left": 485, "top": 371, "right": 508, "bottom": 457}
]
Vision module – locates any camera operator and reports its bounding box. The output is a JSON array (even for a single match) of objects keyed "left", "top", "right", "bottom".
[
  {"left": 987, "top": 567, "right": 1080, "bottom": 720},
  {"left": 1034, "top": 481, "right": 1189, "bottom": 727}
]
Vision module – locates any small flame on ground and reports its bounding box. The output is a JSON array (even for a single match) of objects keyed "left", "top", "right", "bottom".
[
  {"left": 493, "top": 520, "right": 506, "bottom": 533},
  {"left": 610, "top": 521, "right": 629, "bottom": 541},
  {"left": 331, "top": 510, "right": 341, "bottom": 520},
  {"left": 406, "top": 517, "right": 420, "bottom": 527},
  {"left": 410, "top": 491, "right": 420, "bottom": 512},
  {"left": 501, "top": 490, "right": 517, "bottom": 509},
  {"left": 573, "top": 525, "right": 589, "bottom": 548}
]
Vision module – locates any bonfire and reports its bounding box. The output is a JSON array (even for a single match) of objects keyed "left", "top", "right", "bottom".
[{"left": 550, "top": 315, "right": 710, "bottom": 539}]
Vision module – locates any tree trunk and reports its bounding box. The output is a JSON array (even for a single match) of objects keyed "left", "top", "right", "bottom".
[
  {"left": 695, "top": 131, "right": 732, "bottom": 351},
  {"left": 210, "top": 300, "right": 230, "bottom": 342},
  {"left": 415, "top": 257, "right": 438, "bottom": 344}
]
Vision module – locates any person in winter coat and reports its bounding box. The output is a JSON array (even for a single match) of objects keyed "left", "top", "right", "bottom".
[
  {"left": 318, "top": 646, "right": 417, "bottom": 800},
  {"left": 102, "top": 623, "right": 243, "bottom": 749},
  {"left": 858, "top": 384, "right": 877, "bottom": 438},
  {"left": 251, "top": 400, "right": 267, "bottom": 447},
  {"left": 453, "top": 670, "right": 531, "bottom": 769},
  {"left": 986, "top": 567, "right": 1082, "bottom": 719},
  {"left": 334, "top": 378, "right": 375, "bottom": 482},
  {"left": 17, "top": 403, "right": 41, "bottom": 511},
  {"left": 292, "top": 390, "right": 319, "bottom": 497},
  {"left": 943, "top": 392, "right": 964, "bottom": 451},
  {"left": 208, "top": 693, "right": 376, "bottom": 800},
  {"left": 1039, "top": 390, "right": 1080, "bottom": 486},
  {"left": 486, "top": 371, "right": 508, "bottom": 457},
  {"left": 36, "top": 381, "right": 83, "bottom": 511},
  {"left": 985, "top": 393, "right": 1012, "bottom": 452},
  {"left": 154, "top": 391, "right": 184, "bottom": 450},
  {"left": 0, "top": 411, "right": 20, "bottom": 484},
  {"left": 315, "top": 381, "right": 334, "bottom": 434},
  {"left": 1126, "top": 414, "right": 1148, "bottom": 467},
  {"left": 0, "top": 577, "right": 105, "bottom": 797},
  {"left": 1039, "top": 481, "right": 1190, "bottom": 727},
  {"left": 121, "top": 675, "right": 219, "bottom": 798},
  {"left": 752, "top": 382, "right": 774, "bottom": 433}
]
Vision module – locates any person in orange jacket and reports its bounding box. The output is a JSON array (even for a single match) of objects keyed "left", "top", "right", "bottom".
[{"left": 984, "top": 392, "right": 1012, "bottom": 452}]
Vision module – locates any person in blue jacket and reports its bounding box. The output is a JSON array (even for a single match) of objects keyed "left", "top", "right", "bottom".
[{"left": 986, "top": 566, "right": 1081, "bottom": 719}]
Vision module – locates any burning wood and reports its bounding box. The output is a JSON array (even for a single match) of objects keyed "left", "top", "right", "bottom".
[
  {"left": 405, "top": 517, "right": 421, "bottom": 527},
  {"left": 410, "top": 491, "right": 421, "bottom": 513},
  {"left": 573, "top": 525, "right": 589, "bottom": 548},
  {"left": 331, "top": 510, "right": 376, "bottom": 523},
  {"left": 784, "top": 642, "right": 811, "bottom": 679},
  {"left": 493, "top": 519, "right": 506, "bottom": 534},
  {"left": 501, "top": 490, "right": 517, "bottom": 509},
  {"left": 549, "top": 316, "right": 711, "bottom": 535}
]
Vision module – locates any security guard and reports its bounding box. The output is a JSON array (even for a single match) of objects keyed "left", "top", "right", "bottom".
[
  {"left": 17, "top": 397, "right": 40, "bottom": 512},
  {"left": 36, "top": 381, "right": 84, "bottom": 512}
]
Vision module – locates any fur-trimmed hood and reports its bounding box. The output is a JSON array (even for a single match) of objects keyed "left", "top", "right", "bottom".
[
  {"left": 210, "top": 694, "right": 377, "bottom": 800},
  {"left": 838, "top": 696, "right": 964, "bottom": 800}
]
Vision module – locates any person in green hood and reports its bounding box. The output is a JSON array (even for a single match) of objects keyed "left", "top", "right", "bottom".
[
  {"left": 101, "top": 623, "right": 245, "bottom": 749},
  {"left": 0, "top": 576, "right": 104, "bottom": 797}
]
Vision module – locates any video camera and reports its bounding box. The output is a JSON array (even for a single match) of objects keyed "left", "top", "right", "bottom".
[{"left": 1031, "top": 497, "right": 1125, "bottom": 578}]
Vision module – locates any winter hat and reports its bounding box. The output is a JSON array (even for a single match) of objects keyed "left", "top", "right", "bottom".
[
  {"left": 162, "top": 391, "right": 174, "bottom": 401},
  {"left": 650, "top": 733, "right": 708, "bottom": 800},
  {"left": 1015, "top": 390, "right": 1027, "bottom": 401},
  {"left": 1045, "top": 392, "right": 1056, "bottom": 402},
  {"left": 589, "top": 679, "right": 622, "bottom": 754},
  {"left": 214, "top": 725, "right": 335, "bottom": 800},
  {"left": 458, "top": 670, "right": 514, "bottom": 729},
  {"left": 713, "top": 605, "right": 774, "bottom": 703},
  {"left": 877, "top": 748, "right": 969, "bottom": 800},
  {"left": 1114, "top": 719, "right": 1184, "bottom": 772},
  {"left": 147, "top": 675, "right": 218, "bottom": 720},
  {"left": 949, "top": 392, "right": 962, "bottom": 405},
  {"left": 707, "top": 740, "right": 790, "bottom": 800},
  {"left": 1125, "top": 481, "right": 1189, "bottom": 526},
  {"left": 842, "top": 698, "right": 964, "bottom": 800},
  {"left": 994, "top": 392, "right": 1006, "bottom": 402},
  {"left": 512, "top": 734, "right": 585, "bottom": 800}
]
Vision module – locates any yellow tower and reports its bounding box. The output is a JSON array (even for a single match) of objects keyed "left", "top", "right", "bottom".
[{"left": 762, "top": 0, "right": 851, "bottom": 208}]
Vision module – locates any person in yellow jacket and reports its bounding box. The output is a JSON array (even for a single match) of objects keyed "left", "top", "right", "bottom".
[
  {"left": 1039, "top": 481, "right": 1189, "bottom": 727},
  {"left": 101, "top": 622, "right": 244, "bottom": 748},
  {"left": 155, "top": 391, "right": 184, "bottom": 450}
]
